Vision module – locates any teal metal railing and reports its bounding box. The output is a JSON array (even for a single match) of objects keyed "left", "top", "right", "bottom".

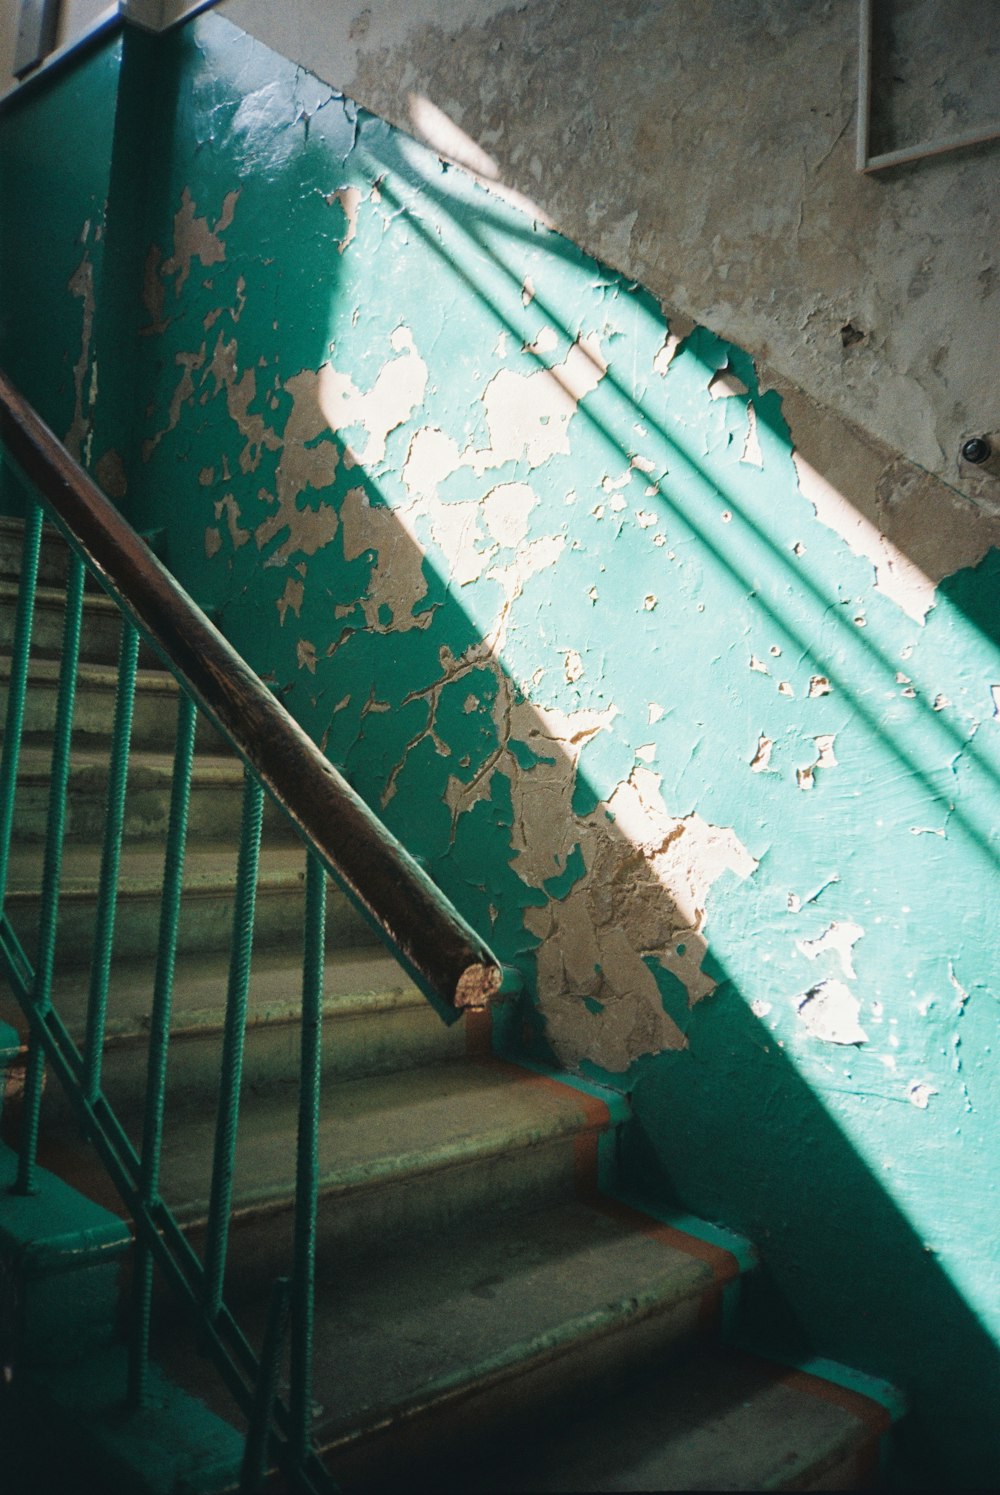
[{"left": 0, "top": 371, "right": 516, "bottom": 1493}]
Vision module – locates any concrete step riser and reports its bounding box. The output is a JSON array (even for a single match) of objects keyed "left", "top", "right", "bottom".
[
  {"left": 185, "top": 1134, "right": 587, "bottom": 1302},
  {"left": 0, "top": 591, "right": 125, "bottom": 667},
  {"left": 0, "top": 674, "right": 224, "bottom": 751},
  {"left": 0, "top": 522, "right": 73, "bottom": 589},
  {"left": 11, "top": 769, "right": 292, "bottom": 845},
  {"left": 34, "top": 1002, "right": 465, "bottom": 1129},
  {"left": 6, "top": 882, "right": 379, "bottom": 971},
  {"left": 328, "top": 1292, "right": 709, "bottom": 1493}
]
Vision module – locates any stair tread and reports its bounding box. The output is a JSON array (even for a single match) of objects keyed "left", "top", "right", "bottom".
[
  {"left": 12, "top": 741, "right": 246, "bottom": 782},
  {"left": 48, "top": 1058, "right": 607, "bottom": 1223},
  {"left": 164, "top": 1195, "right": 722, "bottom": 1450},
  {"left": 429, "top": 1344, "right": 886, "bottom": 1492},
  {"left": 4, "top": 838, "right": 310, "bottom": 895},
  {"left": 0, "top": 577, "right": 121, "bottom": 613},
  {"left": 0, "top": 651, "right": 177, "bottom": 691},
  {"left": 41, "top": 944, "right": 423, "bottom": 1039}
]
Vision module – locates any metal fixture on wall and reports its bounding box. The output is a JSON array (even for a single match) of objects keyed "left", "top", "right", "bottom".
[{"left": 856, "top": 0, "right": 1000, "bottom": 172}]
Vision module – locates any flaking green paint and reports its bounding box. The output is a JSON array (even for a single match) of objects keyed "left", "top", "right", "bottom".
[{"left": 2, "top": 14, "right": 999, "bottom": 1485}]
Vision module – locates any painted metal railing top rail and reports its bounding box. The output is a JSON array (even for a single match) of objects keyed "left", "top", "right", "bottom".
[
  {"left": 0, "top": 368, "right": 506, "bottom": 1013},
  {"left": 0, "top": 367, "right": 514, "bottom": 1494}
]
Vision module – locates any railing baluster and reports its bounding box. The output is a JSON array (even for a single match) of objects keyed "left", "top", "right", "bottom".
[
  {"left": 84, "top": 619, "right": 139, "bottom": 1104},
  {"left": 203, "top": 771, "right": 264, "bottom": 1318},
  {"left": 128, "top": 690, "right": 197, "bottom": 1410},
  {"left": 290, "top": 852, "right": 326, "bottom": 1465},
  {"left": 16, "top": 549, "right": 85, "bottom": 1195},
  {"left": 0, "top": 500, "right": 42, "bottom": 910},
  {"left": 240, "top": 1276, "right": 292, "bottom": 1495}
]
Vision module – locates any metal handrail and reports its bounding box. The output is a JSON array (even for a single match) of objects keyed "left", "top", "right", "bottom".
[{"left": 0, "top": 367, "right": 507, "bottom": 1014}]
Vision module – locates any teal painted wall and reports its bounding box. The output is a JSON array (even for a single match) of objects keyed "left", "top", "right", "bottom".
[
  {"left": 2, "top": 15, "right": 998, "bottom": 1485},
  {"left": 0, "top": 34, "right": 122, "bottom": 508}
]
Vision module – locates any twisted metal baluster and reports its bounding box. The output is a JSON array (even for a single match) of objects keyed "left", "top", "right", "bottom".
[
  {"left": 128, "top": 690, "right": 197, "bottom": 1409},
  {"left": 290, "top": 852, "right": 326, "bottom": 1464},
  {"left": 203, "top": 772, "right": 265, "bottom": 1318},
  {"left": 16, "top": 550, "right": 85, "bottom": 1194},
  {"left": 83, "top": 619, "right": 139, "bottom": 1104},
  {"left": 0, "top": 501, "right": 42, "bottom": 910}
]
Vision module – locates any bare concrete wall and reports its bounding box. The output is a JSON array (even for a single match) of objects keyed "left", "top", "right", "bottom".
[{"left": 219, "top": 0, "right": 1000, "bottom": 500}]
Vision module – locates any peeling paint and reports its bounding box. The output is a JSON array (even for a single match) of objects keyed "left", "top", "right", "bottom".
[{"left": 794, "top": 980, "right": 868, "bottom": 1046}]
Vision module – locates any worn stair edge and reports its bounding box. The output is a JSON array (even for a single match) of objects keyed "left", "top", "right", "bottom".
[
  {"left": 0, "top": 577, "right": 127, "bottom": 663},
  {"left": 4, "top": 842, "right": 380, "bottom": 964},
  {"left": 315, "top": 1199, "right": 747, "bottom": 1491},
  {"left": 43, "top": 1060, "right": 626, "bottom": 1288},
  {"left": 403, "top": 1344, "right": 899, "bottom": 1494},
  {"left": 9, "top": 743, "right": 294, "bottom": 844},
  {"left": 22, "top": 969, "right": 467, "bottom": 1122}
]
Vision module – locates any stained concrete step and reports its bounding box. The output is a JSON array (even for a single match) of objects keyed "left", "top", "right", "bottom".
[
  {"left": 43, "top": 1059, "right": 624, "bottom": 1285},
  {"left": 156, "top": 1195, "right": 746, "bottom": 1493},
  {"left": 15, "top": 947, "right": 465, "bottom": 1123},
  {"left": 414, "top": 1344, "right": 894, "bottom": 1494},
  {"left": 10, "top": 742, "right": 293, "bottom": 844},
  {"left": 0, "top": 578, "right": 126, "bottom": 665},
  {"left": 0, "top": 514, "right": 74, "bottom": 588},
  {"left": 2, "top": 840, "right": 378, "bottom": 968},
  {"left": 0, "top": 654, "right": 224, "bottom": 750}
]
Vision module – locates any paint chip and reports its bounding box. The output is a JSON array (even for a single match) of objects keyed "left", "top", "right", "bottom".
[
  {"left": 796, "top": 920, "right": 863, "bottom": 979},
  {"left": 808, "top": 676, "right": 832, "bottom": 697},
  {"left": 794, "top": 979, "right": 868, "bottom": 1044},
  {"left": 635, "top": 743, "right": 656, "bottom": 763},
  {"left": 741, "top": 401, "right": 764, "bottom": 467},
  {"left": 648, "top": 703, "right": 665, "bottom": 724},
  {"left": 778, "top": 681, "right": 794, "bottom": 698},
  {"left": 750, "top": 656, "right": 770, "bottom": 675},
  {"left": 750, "top": 735, "right": 774, "bottom": 773},
  {"left": 906, "top": 1080, "right": 938, "bottom": 1110},
  {"left": 521, "top": 276, "right": 535, "bottom": 307},
  {"left": 708, "top": 367, "right": 749, "bottom": 400},
  {"left": 643, "top": 594, "right": 658, "bottom": 611},
  {"left": 563, "top": 650, "right": 584, "bottom": 683}
]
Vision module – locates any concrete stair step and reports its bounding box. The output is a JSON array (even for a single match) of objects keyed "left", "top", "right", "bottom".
[
  {"left": 2, "top": 840, "right": 378, "bottom": 967},
  {"left": 155, "top": 1194, "right": 747, "bottom": 1492},
  {"left": 0, "top": 654, "right": 225, "bottom": 750},
  {"left": 0, "top": 578, "right": 127, "bottom": 666},
  {"left": 412, "top": 1344, "right": 894, "bottom": 1494},
  {"left": 11, "top": 947, "right": 465, "bottom": 1123},
  {"left": 9, "top": 741, "right": 293, "bottom": 844},
  {"left": 0, "top": 514, "right": 74, "bottom": 588},
  {"left": 41, "top": 1058, "right": 625, "bottom": 1284}
]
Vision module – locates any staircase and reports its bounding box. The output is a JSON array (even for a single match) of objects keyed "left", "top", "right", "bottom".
[{"left": 0, "top": 503, "right": 898, "bottom": 1493}]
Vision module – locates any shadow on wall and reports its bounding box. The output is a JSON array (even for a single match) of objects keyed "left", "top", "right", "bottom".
[{"left": 4, "top": 13, "right": 997, "bottom": 1487}]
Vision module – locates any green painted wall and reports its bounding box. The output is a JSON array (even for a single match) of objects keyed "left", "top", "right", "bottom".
[
  {"left": 0, "top": 33, "right": 122, "bottom": 508},
  {"left": 2, "top": 15, "right": 998, "bottom": 1485}
]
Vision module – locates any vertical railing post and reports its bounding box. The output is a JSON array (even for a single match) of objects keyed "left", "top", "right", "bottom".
[
  {"left": 128, "top": 690, "right": 197, "bottom": 1410},
  {"left": 0, "top": 501, "right": 42, "bottom": 911},
  {"left": 289, "top": 852, "right": 326, "bottom": 1465},
  {"left": 240, "top": 1276, "right": 292, "bottom": 1495},
  {"left": 16, "top": 550, "right": 85, "bottom": 1195},
  {"left": 84, "top": 619, "right": 139, "bottom": 1104},
  {"left": 203, "top": 772, "right": 265, "bottom": 1318}
]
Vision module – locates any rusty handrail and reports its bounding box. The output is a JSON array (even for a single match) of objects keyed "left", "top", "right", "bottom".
[{"left": 0, "top": 368, "right": 506, "bottom": 1013}]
